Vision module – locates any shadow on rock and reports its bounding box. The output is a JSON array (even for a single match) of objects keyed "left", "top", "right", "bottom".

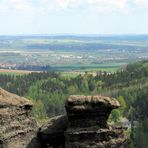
[{"left": 37, "top": 115, "right": 68, "bottom": 148}]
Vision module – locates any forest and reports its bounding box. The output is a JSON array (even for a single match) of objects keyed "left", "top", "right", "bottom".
[{"left": 0, "top": 60, "right": 148, "bottom": 148}]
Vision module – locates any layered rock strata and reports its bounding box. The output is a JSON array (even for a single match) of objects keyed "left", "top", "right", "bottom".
[
  {"left": 0, "top": 89, "right": 126, "bottom": 148},
  {"left": 0, "top": 88, "right": 38, "bottom": 148},
  {"left": 64, "top": 95, "right": 126, "bottom": 148}
]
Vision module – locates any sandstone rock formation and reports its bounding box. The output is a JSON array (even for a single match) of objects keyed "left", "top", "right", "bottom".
[
  {"left": 65, "top": 95, "right": 125, "bottom": 148},
  {"left": 38, "top": 95, "right": 126, "bottom": 148},
  {"left": 0, "top": 89, "right": 126, "bottom": 148},
  {"left": 0, "top": 88, "right": 39, "bottom": 148}
]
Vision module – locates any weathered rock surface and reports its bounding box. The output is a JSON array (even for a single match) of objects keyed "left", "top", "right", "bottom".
[
  {"left": 65, "top": 95, "right": 120, "bottom": 128},
  {"left": 0, "top": 89, "right": 127, "bottom": 148},
  {"left": 0, "top": 88, "right": 39, "bottom": 148},
  {"left": 38, "top": 95, "right": 126, "bottom": 148},
  {"left": 64, "top": 95, "right": 125, "bottom": 148},
  {"left": 38, "top": 115, "right": 68, "bottom": 148}
]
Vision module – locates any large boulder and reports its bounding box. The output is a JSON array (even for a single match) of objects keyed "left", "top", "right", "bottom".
[{"left": 0, "top": 88, "right": 39, "bottom": 148}]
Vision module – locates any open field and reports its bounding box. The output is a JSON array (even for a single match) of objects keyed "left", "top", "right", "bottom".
[
  {"left": 0, "top": 69, "right": 40, "bottom": 75},
  {"left": 0, "top": 35, "right": 148, "bottom": 73}
]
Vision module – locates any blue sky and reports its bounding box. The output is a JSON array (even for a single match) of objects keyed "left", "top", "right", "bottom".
[{"left": 0, "top": 0, "right": 148, "bottom": 35}]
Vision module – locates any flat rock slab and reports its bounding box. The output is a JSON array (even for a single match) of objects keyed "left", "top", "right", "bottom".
[{"left": 66, "top": 95, "right": 120, "bottom": 109}]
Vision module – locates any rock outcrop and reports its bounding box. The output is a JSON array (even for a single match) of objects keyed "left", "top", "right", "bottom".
[
  {"left": 0, "top": 88, "right": 38, "bottom": 148},
  {"left": 38, "top": 95, "right": 127, "bottom": 148},
  {"left": 65, "top": 95, "right": 125, "bottom": 148},
  {"left": 0, "top": 89, "right": 126, "bottom": 148}
]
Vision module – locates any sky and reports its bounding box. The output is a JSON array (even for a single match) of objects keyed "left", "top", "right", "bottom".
[{"left": 0, "top": 0, "right": 148, "bottom": 35}]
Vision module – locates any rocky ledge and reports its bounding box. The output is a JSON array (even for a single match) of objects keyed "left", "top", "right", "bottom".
[{"left": 0, "top": 88, "right": 38, "bottom": 148}]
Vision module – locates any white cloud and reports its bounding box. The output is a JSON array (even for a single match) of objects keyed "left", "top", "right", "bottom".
[
  {"left": 88, "top": 0, "right": 127, "bottom": 8},
  {"left": 55, "top": 0, "right": 128, "bottom": 12},
  {"left": 0, "top": 0, "right": 34, "bottom": 12},
  {"left": 0, "top": 0, "right": 148, "bottom": 13},
  {"left": 9, "top": 0, "right": 33, "bottom": 10},
  {"left": 56, "top": 0, "right": 80, "bottom": 9},
  {"left": 134, "top": 0, "right": 148, "bottom": 6},
  {"left": 88, "top": 0, "right": 128, "bottom": 13}
]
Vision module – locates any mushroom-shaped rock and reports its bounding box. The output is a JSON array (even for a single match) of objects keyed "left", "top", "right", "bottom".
[
  {"left": 65, "top": 95, "right": 120, "bottom": 128},
  {"left": 65, "top": 95, "right": 126, "bottom": 148}
]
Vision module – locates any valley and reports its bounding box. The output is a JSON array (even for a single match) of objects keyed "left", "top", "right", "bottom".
[{"left": 1, "top": 35, "right": 148, "bottom": 73}]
